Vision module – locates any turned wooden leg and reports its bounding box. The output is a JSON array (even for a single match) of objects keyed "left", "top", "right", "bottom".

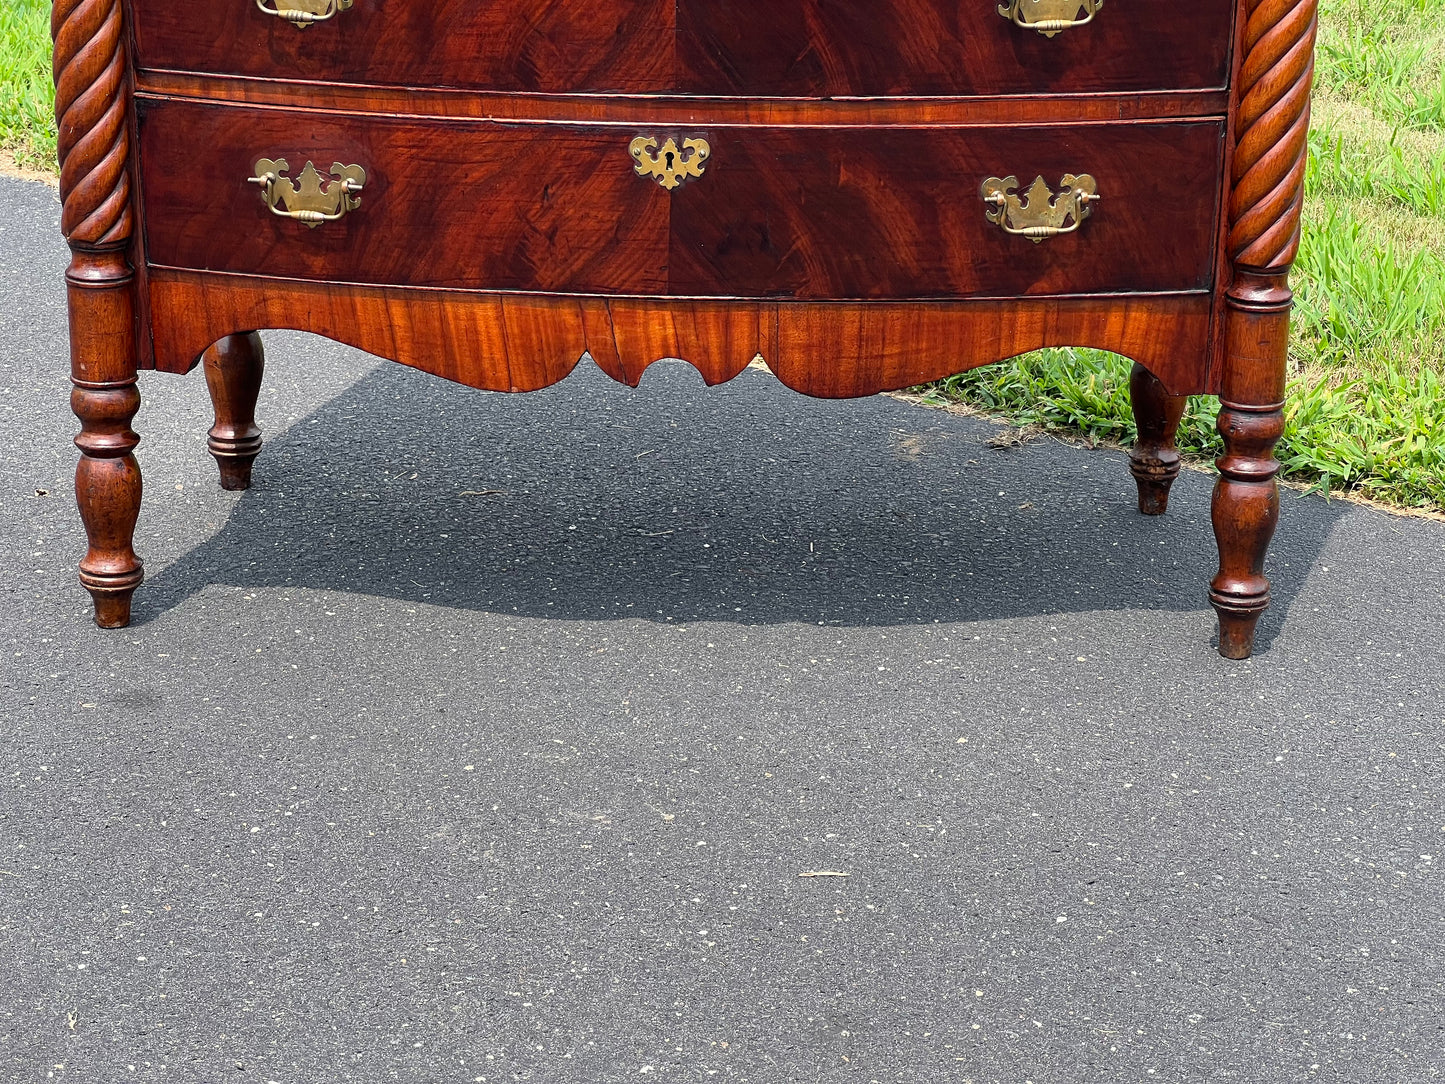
[
  {"left": 204, "top": 332, "right": 265, "bottom": 490},
  {"left": 1210, "top": 0, "right": 1315, "bottom": 657},
  {"left": 68, "top": 247, "right": 144, "bottom": 628},
  {"left": 1128, "top": 362, "right": 1187, "bottom": 515},
  {"left": 1209, "top": 274, "right": 1289, "bottom": 660},
  {"left": 54, "top": 0, "right": 146, "bottom": 626}
]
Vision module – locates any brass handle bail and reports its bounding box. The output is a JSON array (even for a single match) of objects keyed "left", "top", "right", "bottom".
[
  {"left": 981, "top": 174, "right": 1099, "bottom": 243},
  {"left": 255, "top": 0, "right": 353, "bottom": 28},
  {"left": 998, "top": 0, "right": 1103, "bottom": 37},
  {"left": 249, "top": 159, "right": 367, "bottom": 228}
]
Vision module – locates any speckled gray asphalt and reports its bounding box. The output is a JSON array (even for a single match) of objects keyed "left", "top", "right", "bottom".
[{"left": 2, "top": 171, "right": 1443, "bottom": 1084}]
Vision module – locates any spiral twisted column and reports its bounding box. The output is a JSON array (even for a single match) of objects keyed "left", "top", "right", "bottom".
[
  {"left": 1230, "top": 0, "right": 1318, "bottom": 273},
  {"left": 52, "top": 0, "right": 143, "bottom": 627},
  {"left": 1210, "top": 0, "right": 1318, "bottom": 659},
  {"left": 53, "top": 0, "right": 132, "bottom": 246}
]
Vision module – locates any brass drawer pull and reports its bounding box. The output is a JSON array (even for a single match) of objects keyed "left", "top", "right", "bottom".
[
  {"left": 629, "top": 136, "right": 711, "bottom": 190},
  {"left": 998, "top": 0, "right": 1103, "bottom": 37},
  {"left": 981, "top": 174, "right": 1099, "bottom": 243},
  {"left": 249, "top": 159, "right": 366, "bottom": 228},
  {"left": 255, "top": 0, "right": 353, "bottom": 28}
]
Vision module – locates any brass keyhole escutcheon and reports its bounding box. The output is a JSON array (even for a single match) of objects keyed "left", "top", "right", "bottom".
[{"left": 630, "top": 136, "right": 711, "bottom": 191}]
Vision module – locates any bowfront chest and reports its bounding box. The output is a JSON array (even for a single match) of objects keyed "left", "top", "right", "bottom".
[{"left": 52, "top": 0, "right": 1319, "bottom": 657}]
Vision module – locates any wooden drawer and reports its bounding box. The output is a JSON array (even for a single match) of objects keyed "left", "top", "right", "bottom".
[
  {"left": 677, "top": 1, "right": 1237, "bottom": 97},
  {"left": 129, "top": 0, "right": 674, "bottom": 93},
  {"left": 669, "top": 122, "right": 1223, "bottom": 298},
  {"left": 128, "top": 0, "right": 1233, "bottom": 96},
  {"left": 135, "top": 100, "right": 671, "bottom": 295},
  {"left": 135, "top": 99, "right": 1222, "bottom": 299}
]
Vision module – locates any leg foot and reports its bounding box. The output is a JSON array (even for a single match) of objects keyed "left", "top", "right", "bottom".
[
  {"left": 66, "top": 241, "right": 144, "bottom": 629},
  {"left": 1128, "top": 362, "right": 1187, "bottom": 515},
  {"left": 1208, "top": 399, "right": 1283, "bottom": 660},
  {"left": 204, "top": 332, "right": 265, "bottom": 491},
  {"left": 89, "top": 585, "right": 139, "bottom": 629},
  {"left": 72, "top": 378, "right": 144, "bottom": 628},
  {"left": 1215, "top": 609, "right": 1264, "bottom": 661},
  {"left": 1208, "top": 267, "right": 1291, "bottom": 661}
]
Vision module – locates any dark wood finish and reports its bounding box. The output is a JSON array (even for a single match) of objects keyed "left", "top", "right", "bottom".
[
  {"left": 56, "top": 0, "right": 1318, "bottom": 659},
  {"left": 137, "top": 98, "right": 1222, "bottom": 301},
  {"left": 678, "top": 0, "right": 1236, "bottom": 96},
  {"left": 668, "top": 121, "right": 1222, "bottom": 299},
  {"left": 203, "top": 332, "right": 265, "bottom": 490},
  {"left": 1209, "top": 0, "right": 1316, "bottom": 659},
  {"left": 145, "top": 270, "right": 1216, "bottom": 398},
  {"left": 54, "top": 0, "right": 144, "bottom": 627},
  {"left": 136, "top": 100, "right": 669, "bottom": 295},
  {"left": 134, "top": 74, "right": 1232, "bottom": 127},
  {"left": 129, "top": 0, "right": 1233, "bottom": 97},
  {"left": 1129, "top": 361, "right": 1188, "bottom": 515},
  {"left": 767, "top": 300, "right": 1213, "bottom": 399},
  {"left": 68, "top": 264, "right": 143, "bottom": 628},
  {"left": 131, "top": 0, "right": 673, "bottom": 93},
  {"left": 1212, "top": 276, "right": 1289, "bottom": 660}
]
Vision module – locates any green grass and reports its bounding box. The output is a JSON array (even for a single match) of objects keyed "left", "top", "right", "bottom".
[
  {"left": 0, "top": 0, "right": 55, "bottom": 170},
  {"left": 1, "top": 0, "right": 1442, "bottom": 509},
  {"left": 921, "top": 0, "right": 1445, "bottom": 513},
  {"left": 918, "top": 349, "right": 1445, "bottom": 508}
]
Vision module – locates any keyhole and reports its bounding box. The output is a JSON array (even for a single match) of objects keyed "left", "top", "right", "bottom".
[{"left": 664, "top": 151, "right": 675, "bottom": 170}]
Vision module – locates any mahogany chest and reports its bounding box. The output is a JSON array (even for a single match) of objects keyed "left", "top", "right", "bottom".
[{"left": 52, "top": 0, "right": 1319, "bottom": 657}]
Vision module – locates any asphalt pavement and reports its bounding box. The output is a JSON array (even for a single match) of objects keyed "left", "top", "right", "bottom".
[{"left": 2, "top": 171, "right": 1443, "bottom": 1083}]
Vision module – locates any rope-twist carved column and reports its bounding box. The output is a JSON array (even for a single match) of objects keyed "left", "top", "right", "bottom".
[
  {"left": 1211, "top": 0, "right": 1317, "bottom": 659},
  {"left": 53, "top": 0, "right": 132, "bottom": 246},
  {"left": 53, "top": 0, "right": 143, "bottom": 627}
]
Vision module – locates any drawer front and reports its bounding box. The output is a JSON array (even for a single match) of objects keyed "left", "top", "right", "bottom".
[
  {"left": 677, "top": 1, "right": 1236, "bottom": 96},
  {"left": 668, "top": 121, "right": 1223, "bottom": 298},
  {"left": 136, "top": 100, "right": 670, "bottom": 294},
  {"left": 129, "top": 0, "right": 1233, "bottom": 96},
  {"left": 136, "top": 100, "right": 1221, "bottom": 300},
  {"left": 129, "top": 0, "right": 672, "bottom": 93}
]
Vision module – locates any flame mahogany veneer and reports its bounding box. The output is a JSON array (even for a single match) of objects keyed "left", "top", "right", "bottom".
[
  {"left": 136, "top": 101, "right": 1225, "bottom": 300},
  {"left": 54, "top": 0, "right": 1318, "bottom": 658},
  {"left": 129, "top": 0, "right": 1234, "bottom": 96}
]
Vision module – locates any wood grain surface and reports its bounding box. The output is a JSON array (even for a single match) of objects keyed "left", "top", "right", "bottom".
[
  {"left": 1210, "top": 0, "right": 1319, "bottom": 659},
  {"left": 130, "top": 0, "right": 673, "bottom": 93},
  {"left": 679, "top": 0, "right": 1236, "bottom": 96},
  {"left": 128, "top": 0, "right": 1233, "bottom": 97},
  {"left": 54, "top": 0, "right": 146, "bottom": 627},
  {"left": 133, "top": 72, "right": 1232, "bottom": 127},
  {"left": 667, "top": 121, "right": 1224, "bottom": 298},
  {"left": 136, "top": 98, "right": 1223, "bottom": 300},
  {"left": 146, "top": 269, "right": 1218, "bottom": 398},
  {"left": 135, "top": 99, "right": 670, "bottom": 295}
]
